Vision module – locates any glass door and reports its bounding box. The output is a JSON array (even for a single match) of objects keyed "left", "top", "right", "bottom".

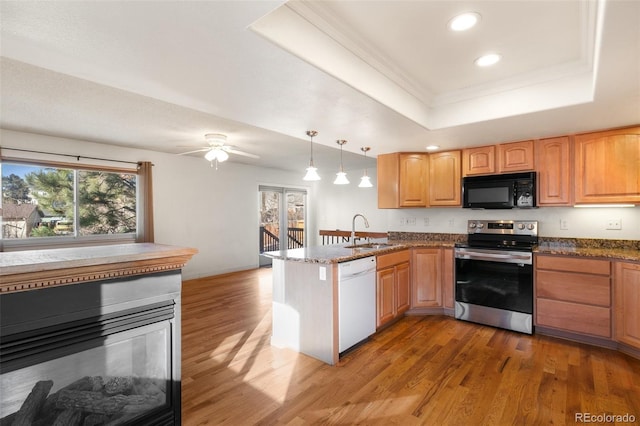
[{"left": 259, "top": 186, "right": 306, "bottom": 266}]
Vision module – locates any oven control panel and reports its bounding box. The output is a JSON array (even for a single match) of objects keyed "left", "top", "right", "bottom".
[{"left": 467, "top": 220, "right": 537, "bottom": 236}]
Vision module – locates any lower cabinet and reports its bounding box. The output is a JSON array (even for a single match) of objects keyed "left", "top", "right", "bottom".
[
  {"left": 376, "top": 250, "right": 410, "bottom": 328},
  {"left": 411, "top": 248, "right": 455, "bottom": 311},
  {"left": 411, "top": 248, "right": 442, "bottom": 308},
  {"left": 535, "top": 255, "right": 612, "bottom": 338},
  {"left": 614, "top": 262, "right": 640, "bottom": 350}
]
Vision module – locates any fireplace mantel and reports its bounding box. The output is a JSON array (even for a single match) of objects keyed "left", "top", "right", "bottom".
[{"left": 0, "top": 243, "right": 198, "bottom": 294}]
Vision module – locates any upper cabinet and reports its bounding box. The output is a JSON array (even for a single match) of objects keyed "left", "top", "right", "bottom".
[
  {"left": 498, "top": 140, "right": 535, "bottom": 173},
  {"left": 574, "top": 126, "right": 640, "bottom": 204},
  {"left": 536, "top": 136, "right": 572, "bottom": 206},
  {"left": 429, "top": 150, "right": 461, "bottom": 206},
  {"left": 462, "top": 141, "right": 534, "bottom": 176},
  {"left": 378, "top": 153, "right": 429, "bottom": 208},
  {"left": 378, "top": 151, "right": 461, "bottom": 208},
  {"left": 462, "top": 145, "right": 495, "bottom": 176}
]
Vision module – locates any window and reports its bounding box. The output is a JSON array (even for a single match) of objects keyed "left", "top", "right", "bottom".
[{"left": 1, "top": 161, "right": 139, "bottom": 248}]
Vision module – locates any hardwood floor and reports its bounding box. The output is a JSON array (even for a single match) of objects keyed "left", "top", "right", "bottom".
[{"left": 181, "top": 268, "right": 640, "bottom": 425}]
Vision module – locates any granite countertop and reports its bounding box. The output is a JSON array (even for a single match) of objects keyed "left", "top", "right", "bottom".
[
  {"left": 535, "top": 241, "right": 640, "bottom": 262},
  {"left": 263, "top": 238, "right": 460, "bottom": 264}
]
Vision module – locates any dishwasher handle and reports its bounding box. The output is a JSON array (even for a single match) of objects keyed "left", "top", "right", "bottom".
[{"left": 340, "top": 267, "right": 376, "bottom": 280}]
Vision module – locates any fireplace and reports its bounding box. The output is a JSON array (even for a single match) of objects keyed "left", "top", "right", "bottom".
[{"left": 0, "top": 270, "right": 182, "bottom": 425}]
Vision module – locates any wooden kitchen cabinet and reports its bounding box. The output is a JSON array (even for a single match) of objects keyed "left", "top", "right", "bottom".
[
  {"left": 411, "top": 248, "right": 443, "bottom": 308},
  {"left": 462, "top": 145, "right": 495, "bottom": 176},
  {"left": 442, "top": 248, "right": 455, "bottom": 310},
  {"left": 376, "top": 250, "right": 411, "bottom": 328},
  {"left": 498, "top": 140, "right": 535, "bottom": 173},
  {"left": 614, "top": 262, "right": 640, "bottom": 350},
  {"left": 535, "top": 255, "right": 612, "bottom": 338},
  {"left": 429, "top": 150, "right": 461, "bottom": 206},
  {"left": 535, "top": 136, "right": 572, "bottom": 206},
  {"left": 378, "top": 153, "right": 429, "bottom": 208},
  {"left": 574, "top": 126, "right": 640, "bottom": 204}
]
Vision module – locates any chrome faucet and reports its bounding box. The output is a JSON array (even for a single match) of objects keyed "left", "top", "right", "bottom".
[{"left": 351, "top": 213, "right": 370, "bottom": 245}]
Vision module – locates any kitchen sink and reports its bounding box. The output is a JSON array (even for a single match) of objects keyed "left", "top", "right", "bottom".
[{"left": 345, "top": 242, "right": 397, "bottom": 250}]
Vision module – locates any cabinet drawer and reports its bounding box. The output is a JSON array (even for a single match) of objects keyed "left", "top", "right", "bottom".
[
  {"left": 377, "top": 250, "right": 410, "bottom": 270},
  {"left": 536, "top": 255, "right": 610, "bottom": 275},
  {"left": 536, "top": 270, "right": 610, "bottom": 307},
  {"left": 536, "top": 298, "right": 611, "bottom": 338}
]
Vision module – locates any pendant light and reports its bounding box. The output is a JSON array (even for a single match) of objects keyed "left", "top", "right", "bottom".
[
  {"left": 303, "top": 130, "right": 321, "bottom": 181},
  {"left": 333, "top": 140, "right": 350, "bottom": 185},
  {"left": 358, "top": 147, "right": 373, "bottom": 188}
]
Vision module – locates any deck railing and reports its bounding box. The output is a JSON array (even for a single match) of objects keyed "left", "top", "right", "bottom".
[{"left": 259, "top": 227, "right": 305, "bottom": 253}]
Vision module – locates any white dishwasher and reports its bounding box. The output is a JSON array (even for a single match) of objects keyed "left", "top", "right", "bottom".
[{"left": 338, "top": 256, "right": 377, "bottom": 353}]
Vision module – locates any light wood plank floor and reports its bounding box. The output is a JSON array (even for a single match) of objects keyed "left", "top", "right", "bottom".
[{"left": 181, "top": 268, "right": 640, "bottom": 425}]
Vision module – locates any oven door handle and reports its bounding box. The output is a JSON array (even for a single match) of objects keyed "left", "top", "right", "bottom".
[{"left": 456, "top": 251, "right": 531, "bottom": 263}]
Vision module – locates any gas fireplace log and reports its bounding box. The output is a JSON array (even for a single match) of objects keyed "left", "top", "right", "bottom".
[
  {"left": 51, "top": 409, "right": 83, "bottom": 426},
  {"left": 56, "top": 389, "right": 163, "bottom": 415},
  {"left": 0, "top": 413, "right": 16, "bottom": 426},
  {"left": 12, "top": 380, "right": 54, "bottom": 426},
  {"left": 83, "top": 414, "right": 109, "bottom": 426}
]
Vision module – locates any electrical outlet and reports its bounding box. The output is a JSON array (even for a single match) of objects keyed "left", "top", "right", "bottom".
[
  {"left": 319, "top": 266, "right": 326, "bottom": 281},
  {"left": 560, "top": 219, "right": 568, "bottom": 230},
  {"left": 448, "top": 218, "right": 455, "bottom": 227},
  {"left": 406, "top": 217, "right": 416, "bottom": 226},
  {"left": 606, "top": 218, "right": 622, "bottom": 230},
  {"left": 424, "top": 217, "right": 430, "bottom": 226},
  {"left": 399, "top": 217, "right": 406, "bottom": 226}
]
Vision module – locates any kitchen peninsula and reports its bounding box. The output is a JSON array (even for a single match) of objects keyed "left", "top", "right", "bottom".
[{"left": 264, "top": 236, "right": 460, "bottom": 365}]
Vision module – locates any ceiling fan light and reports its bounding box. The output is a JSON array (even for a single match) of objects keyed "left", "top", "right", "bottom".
[
  {"left": 216, "top": 149, "right": 229, "bottom": 162},
  {"left": 358, "top": 175, "right": 373, "bottom": 188},
  {"left": 333, "top": 171, "right": 349, "bottom": 185},
  {"left": 303, "top": 166, "right": 321, "bottom": 181},
  {"left": 204, "top": 149, "right": 218, "bottom": 162}
]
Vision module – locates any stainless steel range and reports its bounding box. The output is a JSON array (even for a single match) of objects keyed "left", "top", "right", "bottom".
[{"left": 454, "top": 220, "right": 538, "bottom": 334}]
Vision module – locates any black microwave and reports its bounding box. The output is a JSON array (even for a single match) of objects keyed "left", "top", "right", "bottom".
[{"left": 462, "top": 172, "right": 536, "bottom": 209}]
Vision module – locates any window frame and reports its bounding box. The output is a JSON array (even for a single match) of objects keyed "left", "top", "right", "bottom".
[{"left": 1, "top": 158, "right": 141, "bottom": 251}]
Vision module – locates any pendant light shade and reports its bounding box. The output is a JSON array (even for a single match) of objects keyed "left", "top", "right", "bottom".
[
  {"left": 303, "top": 130, "right": 321, "bottom": 181},
  {"left": 333, "top": 139, "right": 350, "bottom": 185},
  {"left": 358, "top": 147, "right": 374, "bottom": 188}
]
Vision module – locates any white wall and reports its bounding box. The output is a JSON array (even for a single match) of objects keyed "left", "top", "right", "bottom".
[
  {"left": 386, "top": 206, "right": 640, "bottom": 240},
  {"left": 1, "top": 130, "right": 313, "bottom": 279},
  {"left": 313, "top": 168, "right": 388, "bottom": 241}
]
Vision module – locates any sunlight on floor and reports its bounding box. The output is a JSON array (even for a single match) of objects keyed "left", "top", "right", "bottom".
[{"left": 208, "top": 331, "right": 246, "bottom": 363}]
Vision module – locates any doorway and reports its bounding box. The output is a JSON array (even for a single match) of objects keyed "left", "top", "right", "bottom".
[{"left": 258, "top": 186, "right": 307, "bottom": 267}]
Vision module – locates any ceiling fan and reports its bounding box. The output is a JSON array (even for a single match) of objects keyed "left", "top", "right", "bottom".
[{"left": 177, "top": 133, "right": 259, "bottom": 168}]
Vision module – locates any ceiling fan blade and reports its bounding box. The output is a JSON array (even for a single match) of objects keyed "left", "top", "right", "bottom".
[
  {"left": 177, "top": 148, "right": 210, "bottom": 155},
  {"left": 226, "top": 148, "right": 260, "bottom": 159}
]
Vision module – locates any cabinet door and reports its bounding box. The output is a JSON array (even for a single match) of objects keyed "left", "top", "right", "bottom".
[
  {"left": 498, "top": 140, "right": 535, "bottom": 173},
  {"left": 377, "top": 268, "right": 396, "bottom": 327},
  {"left": 411, "top": 249, "right": 442, "bottom": 308},
  {"left": 462, "top": 145, "right": 495, "bottom": 176},
  {"left": 399, "top": 154, "right": 429, "bottom": 207},
  {"left": 429, "top": 150, "right": 461, "bottom": 206},
  {"left": 396, "top": 262, "right": 411, "bottom": 315},
  {"left": 536, "top": 136, "right": 572, "bottom": 206},
  {"left": 614, "top": 262, "right": 640, "bottom": 349},
  {"left": 442, "top": 248, "right": 455, "bottom": 309},
  {"left": 377, "top": 153, "right": 400, "bottom": 208},
  {"left": 574, "top": 127, "right": 640, "bottom": 204}
]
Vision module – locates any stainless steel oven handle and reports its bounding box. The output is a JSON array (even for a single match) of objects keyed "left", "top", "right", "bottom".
[{"left": 455, "top": 251, "right": 532, "bottom": 263}]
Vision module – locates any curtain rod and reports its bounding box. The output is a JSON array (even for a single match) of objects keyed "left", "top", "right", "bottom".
[{"left": 1, "top": 147, "right": 141, "bottom": 166}]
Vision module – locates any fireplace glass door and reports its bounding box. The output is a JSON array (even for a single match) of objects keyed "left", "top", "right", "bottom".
[{"left": 1, "top": 321, "right": 170, "bottom": 425}]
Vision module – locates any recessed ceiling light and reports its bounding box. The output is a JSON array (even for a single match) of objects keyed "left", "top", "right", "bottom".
[
  {"left": 426, "top": 145, "right": 440, "bottom": 151},
  {"left": 475, "top": 53, "right": 501, "bottom": 67},
  {"left": 448, "top": 12, "right": 481, "bottom": 32}
]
